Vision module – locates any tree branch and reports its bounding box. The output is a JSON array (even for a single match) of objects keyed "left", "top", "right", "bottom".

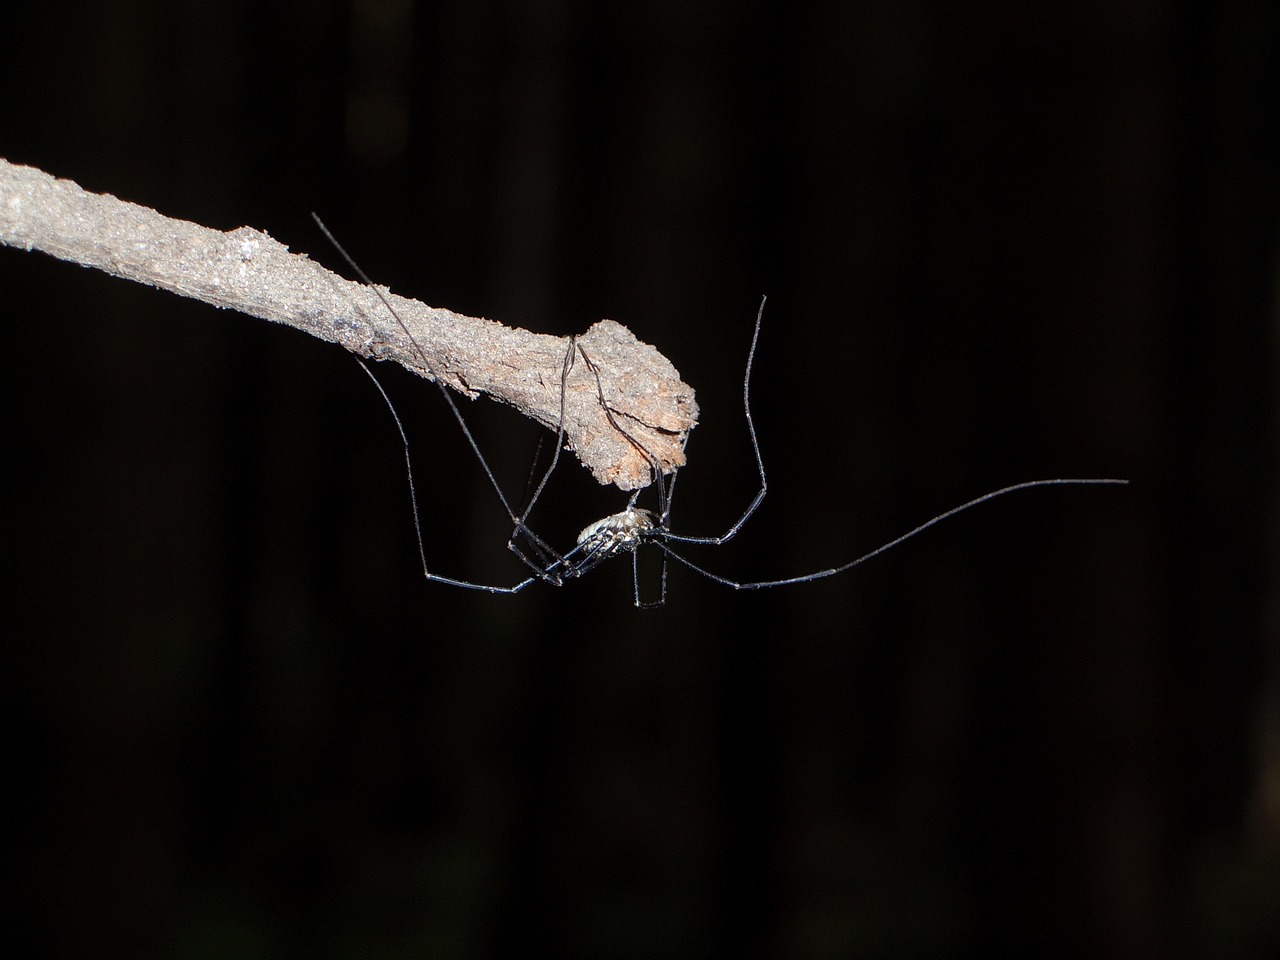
[{"left": 0, "top": 157, "right": 697, "bottom": 489}]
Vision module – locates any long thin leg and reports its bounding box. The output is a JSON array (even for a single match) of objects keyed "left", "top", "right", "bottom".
[
  {"left": 575, "top": 342, "right": 672, "bottom": 515},
  {"left": 356, "top": 360, "right": 540, "bottom": 594},
  {"left": 503, "top": 335, "right": 578, "bottom": 580},
  {"left": 313, "top": 215, "right": 528, "bottom": 527},
  {"left": 515, "top": 335, "right": 576, "bottom": 527},
  {"left": 631, "top": 550, "right": 645, "bottom": 608},
  {"left": 573, "top": 342, "right": 673, "bottom": 606},
  {"left": 317, "top": 214, "right": 576, "bottom": 591},
  {"left": 651, "top": 478, "right": 1129, "bottom": 590},
  {"left": 660, "top": 297, "right": 768, "bottom": 546},
  {"left": 632, "top": 547, "right": 669, "bottom": 609}
]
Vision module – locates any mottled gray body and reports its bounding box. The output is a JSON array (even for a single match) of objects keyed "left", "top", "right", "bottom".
[{"left": 576, "top": 507, "right": 657, "bottom": 558}]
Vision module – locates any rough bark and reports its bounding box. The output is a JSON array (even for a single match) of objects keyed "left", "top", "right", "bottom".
[{"left": 0, "top": 157, "right": 697, "bottom": 489}]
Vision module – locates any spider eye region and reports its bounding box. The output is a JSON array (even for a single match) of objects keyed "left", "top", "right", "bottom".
[{"left": 576, "top": 508, "right": 658, "bottom": 558}]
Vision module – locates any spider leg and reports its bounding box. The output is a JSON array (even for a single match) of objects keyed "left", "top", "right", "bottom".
[
  {"left": 419, "top": 571, "right": 542, "bottom": 594},
  {"left": 568, "top": 344, "right": 680, "bottom": 606},
  {"left": 632, "top": 549, "right": 645, "bottom": 608},
  {"left": 632, "top": 546, "right": 669, "bottom": 609},
  {"left": 575, "top": 342, "right": 670, "bottom": 510},
  {"left": 318, "top": 215, "right": 585, "bottom": 593},
  {"left": 652, "top": 478, "right": 1129, "bottom": 590},
  {"left": 356, "top": 359, "right": 551, "bottom": 594},
  {"left": 316, "top": 215, "right": 536, "bottom": 529},
  {"left": 502, "top": 334, "right": 580, "bottom": 581},
  {"left": 561, "top": 541, "right": 617, "bottom": 581},
  {"left": 507, "top": 532, "right": 577, "bottom": 586},
  {"left": 659, "top": 297, "right": 768, "bottom": 546}
]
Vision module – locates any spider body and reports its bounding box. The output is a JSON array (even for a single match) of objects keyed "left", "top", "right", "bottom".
[
  {"left": 577, "top": 507, "right": 658, "bottom": 558},
  {"left": 314, "top": 215, "right": 1125, "bottom": 607}
]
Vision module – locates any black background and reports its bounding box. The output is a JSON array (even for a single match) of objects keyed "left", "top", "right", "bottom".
[{"left": 2, "top": 1, "right": 1277, "bottom": 957}]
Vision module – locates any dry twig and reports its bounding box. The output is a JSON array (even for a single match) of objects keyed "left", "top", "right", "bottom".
[{"left": 0, "top": 157, "right": 698, "bottom": 489}]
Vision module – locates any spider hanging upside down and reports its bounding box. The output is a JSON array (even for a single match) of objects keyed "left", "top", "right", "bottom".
[{"left": 315, "top": 216, "right": 1126, "bottom": 608}]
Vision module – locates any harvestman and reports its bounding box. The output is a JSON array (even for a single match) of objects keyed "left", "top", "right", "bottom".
[{"left": 315, "top": 217, "right": 1126, "bottom": 608}]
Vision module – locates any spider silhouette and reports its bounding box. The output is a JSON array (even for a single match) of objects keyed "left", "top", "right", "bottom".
[{"left": 317, "top": 216, "right": 1125, "bottom": 607}]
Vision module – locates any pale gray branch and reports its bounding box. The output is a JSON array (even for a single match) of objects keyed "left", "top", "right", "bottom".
[{"left": 0, "top": 157, "right": 698, "bottom": 489}]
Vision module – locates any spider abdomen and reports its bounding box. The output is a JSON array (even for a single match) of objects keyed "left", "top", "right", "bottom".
[{"left": 576, "top": 507, "right": 657, "bottom": 558}]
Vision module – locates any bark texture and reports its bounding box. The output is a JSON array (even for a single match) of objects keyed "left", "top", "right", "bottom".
[{"left": 0, "top": 158, "right": 698, "bottom": 489}]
